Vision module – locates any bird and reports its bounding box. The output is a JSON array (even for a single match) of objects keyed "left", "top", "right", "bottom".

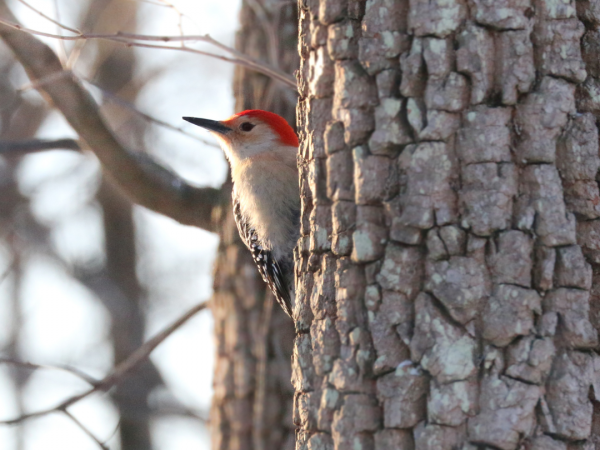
[{"left": 183, "top": 110, "right": 300, "bottom": 317}]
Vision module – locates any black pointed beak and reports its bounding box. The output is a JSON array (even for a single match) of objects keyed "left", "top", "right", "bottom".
[{"left": 183, "top": 117, "right": 232, "bottom": 135}]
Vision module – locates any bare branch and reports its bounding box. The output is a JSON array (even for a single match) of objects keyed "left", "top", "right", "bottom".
[
  {"left": 0, "top": 2, "right": 225, "bottom": 232},
  {"left": 148, "top": 393, "right": 209, "bottom": 423},
  {"left": 103, "top": 418, "right": 122, "bottom": 447},
  {"left": 83, "top": 79, "right": 219, "bottom": 148},
  {"left": 50, "top": 0, "right": 69, "bottom": 65},
  {"left": 0, "top": 138, "right": 80, "bottom": 155},
  {"left": 16, "top": 69, "right": 71, "bottom": 92},
  {"left": 156, "top": 0, "right": 187, "bottom": 37},
  {"left": 0, "top": 260, "right": 15, "bottom": 284},
  {"left": 0, "top": 17, "right": 296, "bottom": 88},
  {"left": 0, "top": 300, "right": 208, "bottom": 425},
  {"left": 63, "top": 410, "right": 110, "bottom": 450},
  {"left": 13, "top": 75, "right": 220, "bottom": 148},
  {"left": 100, "top": 301, "right": 208, "bottom": 389},
  {"left": 0, "top": 358, "right": 99, "bottom": 385},
  {"left": 150, "top": 405, "right": 209, "bottom": 423},
  {"left": 16, "top": 0, "right": 80, "bottom": 34},
  {"left": 1, "top": 359, "right": 210, "bottom": 426}
]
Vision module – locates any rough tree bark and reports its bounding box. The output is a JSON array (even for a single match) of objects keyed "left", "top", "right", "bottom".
[
  {"left": 294, "top": 0, "right": 600, "bottom": 449},
  {"left": 210, "top": 2, "right": 298, "bottom": 450}
]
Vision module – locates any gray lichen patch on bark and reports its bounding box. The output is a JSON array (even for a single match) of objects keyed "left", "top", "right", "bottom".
[
  {"left": 456, "top": 24, "right": 495, "bottom": 104},
  {"left": 427, "top": 378, "right": 478, "bottom": 426},
  {"left": 469, "top": 0, "right": 533, "bottom": 30},
  {"left": 482, "top": 284, "right": 541, "bottom": 347},
  {"left": 545, "top": 351, "right": 594, "bottom": 440},
  {"left": 534, "top": 18, "right": 587, "bottom": 82},
  {"left": 495, "top": 28, "right": 535, "bottom": 105},
  {"left": 505, "top": 335, "right": 555, "bottom": 384},
  {"left": 376, "top": 244, "right": 423, "bottom": 297},
  {"left": 543, "top": 288, "right": 598, "bottom": 349},
  {"left": 377, "top": 362, "right": 428, "bottom": 428},
  {"left": 468, "top": 369, "right": 541, "bottom": 449},
  {"left": 557, "top": 112, "right": 600, "bottom": 219},
  {"left": 459, "top": 162, "right": 518, "bottom": 236},
  {"left": 410, "top": 293, "right": 478, "bottom": 383},
  {"left": 515, "top": 164, "right": 577, "bottom": 246},
  {"left": 425, "top": 256, "right": 491, "bottom": 324},
  {"left": 514, "top": 77, "right": 575, "bottom": 163},
  {"left": 398, "top": 142, "right": 458, "bottom": 229},
  {"left": 487, "top": 230, "right": 533, "bottom": 287},
  {"left": 408, "top": 0, "right": 467, "bottom": 38},
  {"left": 457, "top": 106, "right": 512, "bottom": 164}
]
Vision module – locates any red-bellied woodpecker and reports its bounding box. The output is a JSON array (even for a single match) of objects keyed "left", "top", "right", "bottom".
[{"left": 183, "top": 110, "right": 299, "bottom": 317}]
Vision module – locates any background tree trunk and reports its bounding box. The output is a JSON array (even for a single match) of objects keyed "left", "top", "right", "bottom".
[
  {"left": 0, "top": 1, "right": 166, "bottom": 447},
  {"left": 0, "top": 47, "right": 48, "bottom": 450},
  {"left": 294, "top": 0, "right": 600, "bottom": 448},
  {"left": 210, "top": 2, "right": 298, "bottom": 450},
  {"left": 89, "top": 2, "right": 164, "bottom": 448}
]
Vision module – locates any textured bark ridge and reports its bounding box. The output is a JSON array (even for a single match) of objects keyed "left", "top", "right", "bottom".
[{"left": 295, "top": 0, "right": 600, "bottom": 448}]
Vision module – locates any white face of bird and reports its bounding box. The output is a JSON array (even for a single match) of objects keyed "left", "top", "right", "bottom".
[{"left": 183, "top": 110, "right": 299, "bottom": 165}]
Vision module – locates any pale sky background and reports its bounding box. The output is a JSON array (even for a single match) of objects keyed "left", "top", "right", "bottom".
[{"left": 0, "top": 0, "right": 241, "bottom": 449}]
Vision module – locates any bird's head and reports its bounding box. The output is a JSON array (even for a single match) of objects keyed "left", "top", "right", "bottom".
[{"left": 183, "top": 110, "right": 298, "bottom": 165}]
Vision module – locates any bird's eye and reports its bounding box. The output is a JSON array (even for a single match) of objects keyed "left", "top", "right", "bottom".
[{"left": 240, "top": 122, "right": 255, "bottom": 132}]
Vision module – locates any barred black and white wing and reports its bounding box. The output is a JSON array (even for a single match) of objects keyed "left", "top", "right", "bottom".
[{"left": 232, "top": 194, "right": 294, "bottom": 317}]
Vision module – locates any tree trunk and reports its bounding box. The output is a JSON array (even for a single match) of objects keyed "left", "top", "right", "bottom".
[
  {"left": 87, "top": 2, "right": 164, "bottom": 448},
  {"left": 0, "top": 50, "right": 51, "bottom": 450},
  {"left": 210, "top": 2, "right": 298, "bottom": 450},
  {"left": 96, "top": 179, "right": 163, "bottom": 450},
  {"left": 295, "top": 0, "right": 600, "bottom": 448}
]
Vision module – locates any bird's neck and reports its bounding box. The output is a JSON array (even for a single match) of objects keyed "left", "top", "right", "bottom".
[{"left": 231, "top": 149, "right": 299, "bottom": 256}]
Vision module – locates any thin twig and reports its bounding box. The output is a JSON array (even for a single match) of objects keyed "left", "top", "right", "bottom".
[
  {"left": 13, "top": 72, "right": 219, "bottom": 148},
  {"left": 0, "top": 18, "right": 296, "bottom": 88},
  {"left": 99, "top": 301, "right": 208, "bottom": 389},
  {"left": 63, "top": 410, "right": 109, "bottom": 450},
  {"left": 149, "top": 400, "right": 209, "bottom": 424},
  {"left": 0, "top": 138, "right": 81, "bottom": 155},
  {"left": 16, "top": 0, "right": 80, "bottom": 34},
  {"left": 0, "top": 358, "right": 99, "bottom": 385},
  {"left": 0, "top": 260, "right": 14, "bottom": 285},
  {"left": 0, "top": 301, "right": 208, "bottom": 425},
  {"left": 65, "top": 35, "right": 85, "bottom": 69},
  {"left": 51, "top": 0, "right": 68, "bottom": 65},
  {"left": 82, "top": 79, "right": 220, "bottom": 148},
  {"left": 116, "top": 40, "right": 296, "bottom": 88},
  {"left": 103, "top": 417, "right": 122, "bottom": 447},
  {"left": 157, "top": 0, "right": 186, "bottom": 38},
  {"left": 0, "top": 1, "right": 226, "bottom": 231}
]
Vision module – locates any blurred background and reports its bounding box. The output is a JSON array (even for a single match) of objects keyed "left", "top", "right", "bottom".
[{"left": 0, "top": 1, "right": 241, "bottom": 449}]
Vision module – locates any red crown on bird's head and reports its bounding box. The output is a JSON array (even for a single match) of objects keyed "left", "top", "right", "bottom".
[{"left": 228, "top": 110, "right": 299, "bottom": 148}]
